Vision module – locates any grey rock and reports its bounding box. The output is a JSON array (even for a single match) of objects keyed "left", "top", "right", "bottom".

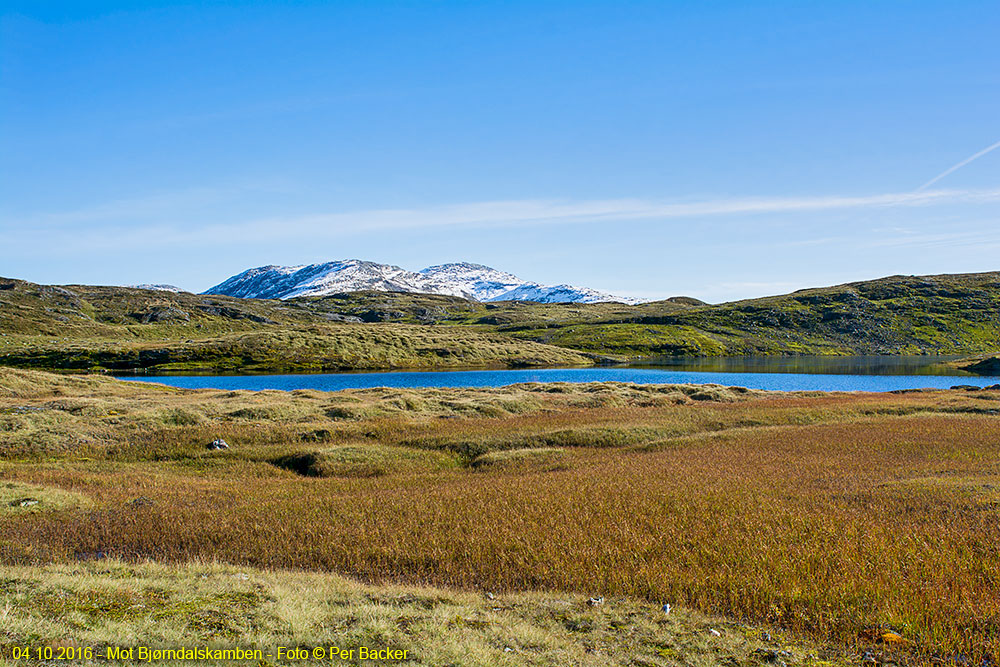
[
  {"left": 135, "top": 306, "right": 191, "bottom": 323},
  {"left": 318, "top": 312, "right": 364, "bottom": 323}
]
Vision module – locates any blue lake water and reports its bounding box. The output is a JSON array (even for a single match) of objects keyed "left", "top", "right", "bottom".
[{"left": 117, "top": 356, "right": 1000, "bottom": 393}]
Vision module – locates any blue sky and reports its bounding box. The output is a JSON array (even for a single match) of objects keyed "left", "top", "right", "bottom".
[{"left": 1, "top": 1, "right": 998, "bottom": 302}]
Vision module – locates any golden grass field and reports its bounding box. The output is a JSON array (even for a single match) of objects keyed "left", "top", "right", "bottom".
[
  {"left": 2, "top": 368, "right": 1000, "bottom": 664},
  {"left": 0, "top": 559, "right": 855, "bottom": 667}
]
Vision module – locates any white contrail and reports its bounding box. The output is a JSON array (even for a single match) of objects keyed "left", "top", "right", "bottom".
[{"left": 917, "top": 138, "right": 1000, "bottom": 191}]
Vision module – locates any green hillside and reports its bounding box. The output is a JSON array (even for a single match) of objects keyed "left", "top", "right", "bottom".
[
  {"left": 0, "top": 280, "right": 592, "bottom": 372},
  {"left": 500, "top": 272, "right": 1000, "bottom": 357},
  {"left": 2, "top": 271, "right": 999, "bottom": 372}
]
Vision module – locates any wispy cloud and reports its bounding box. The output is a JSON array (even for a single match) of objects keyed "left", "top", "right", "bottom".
[
  {"left": 225, "top": 187, "right": 1000, "bottom": 239},
  {"left": 31, "top": 187, "right": 243, "bottom": 226},
  {"left": 867, "top": 228, "right": 1000, "bottom": 250},
  {"left": 12, "top": 181, "right": 302, "bottom": 231},
  {"left": 5, "top": 186, "right": 1000, "bottom": 252}
]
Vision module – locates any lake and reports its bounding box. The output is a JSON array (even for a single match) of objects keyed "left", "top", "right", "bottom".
[{"left": 116, "top": 356, "right": 1000, "bottom": 393}]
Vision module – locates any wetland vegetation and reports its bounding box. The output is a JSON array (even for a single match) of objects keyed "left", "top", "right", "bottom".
[{"left": 3, "top": 368, "right": 1000, "bottom": 664}]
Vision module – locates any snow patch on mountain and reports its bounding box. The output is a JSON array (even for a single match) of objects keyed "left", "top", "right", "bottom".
[
  {"left": 418, "top": 262, "right": 525, "bottom": 301},
  {"left": 130, "top": 284, "right": 187, "bottom": 293},
  {"left": 205, "top": 260, "right": 641, "bottom": 304},
  {"left": 492, "top": 283, "right": 630, "bottom": 304}
]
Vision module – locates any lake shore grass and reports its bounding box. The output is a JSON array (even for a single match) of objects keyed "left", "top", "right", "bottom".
[
  {"left": 2, "top": 368, "right": 1000, "bottom": 663},
  {"left": 0, "top": 326, "right": 597, "bottom": 373}
]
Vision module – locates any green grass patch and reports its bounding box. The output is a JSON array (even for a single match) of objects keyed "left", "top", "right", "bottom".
[
  {"left": 471, "top": 447, "right": 568, "bottom": 470},
  {"left": 270, "top": 445, "right": 460, "bottom": 478},
  {"left": 0, "top": 481, "right": 90, "bottom": 517}
]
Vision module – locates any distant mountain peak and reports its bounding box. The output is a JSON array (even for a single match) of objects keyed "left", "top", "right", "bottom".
[
  {"left": 422, "top": 261, "right": 488, "bottom": 270},
  {"left": 205, "top": 260, "right": 642, "bottom": 304},
  {"left": 130, "top": 284, "right": 187, "bottom": 293}
]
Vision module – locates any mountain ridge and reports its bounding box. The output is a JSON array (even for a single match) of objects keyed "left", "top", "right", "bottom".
[{"left": 205, "top": 260, "right": 642, "bottom": 304}]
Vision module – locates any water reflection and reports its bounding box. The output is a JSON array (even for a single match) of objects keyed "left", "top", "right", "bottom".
[{"left": 634, "top": 355, "right": 969, "bottom": 376}]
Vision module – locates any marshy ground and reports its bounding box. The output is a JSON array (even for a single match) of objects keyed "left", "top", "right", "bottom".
[{"left": 2, "top": 368, "right": 999, "bottom": 664}]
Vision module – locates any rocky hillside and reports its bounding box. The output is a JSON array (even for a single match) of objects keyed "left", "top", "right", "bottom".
[{"left": 1, "top": 271, "right": 999, "bottom": 371}]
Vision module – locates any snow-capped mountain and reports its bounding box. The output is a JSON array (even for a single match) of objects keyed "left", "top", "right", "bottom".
[
  {"left": 130, "top": 284, "right": 187, "bottom": 293},
  {"left": 492, "top": 283, "right": 629, "bottom": 304},
  {"left": 207, "top": 261, "right": 450, "bottom": 300},
  {"left": 205, "top": 260, "right": 641, "bottom": 304},
  {"left": 419, "top": 263, "right": 525, "bottom": 301}
]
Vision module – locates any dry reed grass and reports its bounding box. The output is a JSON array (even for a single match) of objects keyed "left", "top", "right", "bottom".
[
  {"left": 0, "top": 559, "right": 853, "bottom": 666},
  {"left": 3, "top": 368, "right": 1000, "bottom": 661}
]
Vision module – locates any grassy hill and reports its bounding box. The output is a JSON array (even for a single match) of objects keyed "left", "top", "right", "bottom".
[
  {"left": 2, "top": 271, "right": 1000, "bottom": 371},
  {"left": 0, "top": 280, "right": 593, "bottom": 372},
  {"left": 497, "top": 272, "right": 1000, "bottom": 357}
]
